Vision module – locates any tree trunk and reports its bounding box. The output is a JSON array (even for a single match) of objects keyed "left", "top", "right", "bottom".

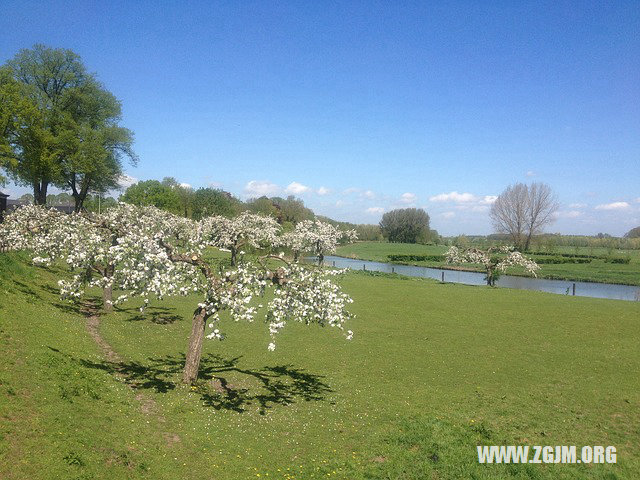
[
  {"left": 486, "top": 267, "right": 493, "bottom": 286},
  {"left": 71, "top": 175, "right": 91, "bottom": 212},
  {"left": 182, "top": 307, "right": 207, "bottom": 384},
  {"left": 318, "top": 252, "right": 324, "bottom": 266},
  {"left": 102, "top": 284, "right": 113, "bottom": 312},
  {"left": 73, "top": 193, "right": 84, "bottom": 212},
  {"left": 33, "top": 181, "right": 48, "bottom": 205},
  {"left": 230, "top": 246, "right": 237, "bottom": 266}
]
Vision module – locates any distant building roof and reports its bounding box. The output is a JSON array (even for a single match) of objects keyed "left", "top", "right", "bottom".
[
  {"left": 0, "top": 191, "right": 8, "bottom": 198},
  {"left": 5, "top": 199, "right": 75, "bottom": 214}
]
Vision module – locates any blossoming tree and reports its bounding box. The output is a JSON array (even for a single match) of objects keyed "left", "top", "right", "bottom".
[
  {"left": 444, "top": 245, "right": 540, "bottom": 286},
  {"left": 0, "top": 203, "right": 191, "bottom": 312},
  {"left": 203, "top": 211, "right": 282, "bottom": 266},
  {"left": 283, "top": 219, "right": 358, "bottom": 265},
  {"left": 2, "top": 204, "right": 355, "bottom": 384}
]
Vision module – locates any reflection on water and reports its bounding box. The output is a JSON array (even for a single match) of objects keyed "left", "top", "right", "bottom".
[{"left": 319, "top": 256, "right": 640, "bottom": 302}]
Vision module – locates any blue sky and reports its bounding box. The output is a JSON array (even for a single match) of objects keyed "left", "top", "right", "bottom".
[{"left": 1, "top": 0, "right": 639, "bottom": 235}]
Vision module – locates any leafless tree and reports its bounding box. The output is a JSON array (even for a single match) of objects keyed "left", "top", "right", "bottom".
[{"left": 490, "top": 182, "right": 559, "bottom": 251}]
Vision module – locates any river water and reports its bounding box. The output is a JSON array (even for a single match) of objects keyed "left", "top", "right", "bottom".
[{"left": 321, "top": 255, "right": 640, "bottom": 302}]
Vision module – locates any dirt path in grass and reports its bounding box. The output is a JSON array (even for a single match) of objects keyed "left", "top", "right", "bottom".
[{"left": 82, "top": 303, "right": 181, "bottom": 445}]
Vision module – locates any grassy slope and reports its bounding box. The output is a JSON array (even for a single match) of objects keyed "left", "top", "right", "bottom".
[
  {"left": 336, "top": 242, "right": 640, "bottom": 286},
  {"left": 1, "top": 252, "right": 639, "bottom": 479}
]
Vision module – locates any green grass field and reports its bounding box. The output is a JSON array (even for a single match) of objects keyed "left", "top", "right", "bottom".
[
  {"left": 336, "top": 242, "right": 640, "bottom": 286},
  {"left": 1, "top": 252, "right": 639, "bottom": 479}
]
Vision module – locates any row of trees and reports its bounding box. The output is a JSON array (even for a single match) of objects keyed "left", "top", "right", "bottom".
[
  {"left": 118, "top": 178, "right": 389, "bottom": 238},
  {"left": 1, "top": 45, "right": 136, "bottom": 210},
  {"left": 1, "top": 204, "right": 357, "bottom": 384},
  {"left": 120, "top": 178, "right": 318, "bottom": 222}
]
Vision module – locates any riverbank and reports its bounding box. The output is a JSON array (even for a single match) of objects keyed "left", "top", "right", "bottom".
[
  {"left": 322, "top": 255, "right": 640, "bottom": 301},
  {"left": 335, "top": 242, "right": 640, "bottom": 287}
]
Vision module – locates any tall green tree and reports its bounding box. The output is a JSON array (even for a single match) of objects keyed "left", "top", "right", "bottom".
[
  {"left": 120, "top": 180, "right": 183, "bottom": 214},
  {"left": 161, "top": 177, "right": 194, "bottom": 218},
  {"left": 56, "top": 83, "right": 136, "bottom": 211},
  {"left": 191, "top": 188, "right": 242, "bottom": 219},
  {"left": 0, "top": 45, "right": 136, "bottom": 208},
  {"left": 270, "top": 195, "right": 315, "bottom": 224},
  {"left": 245, "top": 196, "right": 280, "bottom": 218},
  {"left": 0, "top": 64, "right": 49, "bottom": 192},
  {"left": 380, "top": 208, "right": 430, "bottom": 243}
]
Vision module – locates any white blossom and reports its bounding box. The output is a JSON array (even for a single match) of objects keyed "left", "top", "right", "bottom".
[
  {"left": 2, "top": 204, "right": 354, "bottom": 351},
  {"left": 445, "top": 245, "right": 540, "bottom": 286}
]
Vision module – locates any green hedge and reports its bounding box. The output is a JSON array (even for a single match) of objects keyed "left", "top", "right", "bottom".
[
  {"left": 533, "top": 256, "right": 592, "bottom": 264},
  {"left": 604, "top": 256, "right": 631, "bottom": 264},
  {"left": 388, "top": 254, "right": 444, "bottom": 262},
  {"left": 528, "top": 252, "right": 607, "bottom": 260}
]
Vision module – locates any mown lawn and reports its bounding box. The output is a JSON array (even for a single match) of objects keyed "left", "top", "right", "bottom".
[
  {"left": 1, "top": 252, "right": 639, "bottom": 479},
  {"left": 336, "top": 241, "right": 640, "bottom": 286}
]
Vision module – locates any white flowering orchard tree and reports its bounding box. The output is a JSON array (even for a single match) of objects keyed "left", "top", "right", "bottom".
[
  {"left": 0, "top": 203, "right": 192, "bottom": 312},
  {"left": 283, "top": 220, "right": 358, "bottom": 265},
  {"left": 2, "top": 204, "right": 355, "bottom": 384},
  {"left": 445, "top": 245, "right": 540, "bottom": 286},
  {"left": 157, "top": 214, "right": 355, "bottom": 384},
  {"left": 0, "top": 204, "right": 121, "bottom": 309},
  {"left": 203, "top": 211, "right": 282, "bottom": 266}
]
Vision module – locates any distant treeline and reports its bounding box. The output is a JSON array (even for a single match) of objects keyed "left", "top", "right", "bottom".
[
  {"left": 452, "top": 233, "right": 640, "bottom": 251},
  {"left": 36, "top": 177, "right": 383, "bottom": 239},
  {"left": 21, "top": 179, "right": 639, "bottom": 250}
]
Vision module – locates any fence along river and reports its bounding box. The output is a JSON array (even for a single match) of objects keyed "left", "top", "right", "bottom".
[{"left": 319, "top": 255, "right": 640, "bottom": 302}]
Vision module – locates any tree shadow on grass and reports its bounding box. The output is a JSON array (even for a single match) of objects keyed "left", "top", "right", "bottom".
[
  {"left": 11, "top": 279, "right": 44, "bottom": 301},
  {"left": 33, "top": 283, "right": 102, "bottom": 317},
  {"left": 80, "top": 353, "right": 333, "bottom": 415},
  {"left": 122, "top": 306, "right": 183, "bottom": 325},
  {"left": 10, "top": 279, "right": 92, "bottom": 316}
]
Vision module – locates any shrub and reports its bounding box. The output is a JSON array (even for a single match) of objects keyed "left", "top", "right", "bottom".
[
  {"left": 388, "top": 254, "right": 444, "bottom": 262},
  {"left": 604, "top": 256, "right": 631, "bottom": 264}
]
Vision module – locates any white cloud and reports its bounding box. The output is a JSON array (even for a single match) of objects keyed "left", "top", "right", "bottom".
[
  {"left": 117, "top": 174, "right": 138, "bottom": 189},
  {"left": 208, "top": 181, "right": 222, "bottom": 188},
  {"left": 429, "top": 192, "right": 496, "bottom": 209},
  {"left": 555, "top": 210, "right": 583, "bottom": 218},
  {"left": 244, "top": 180, "right": 281, "bottom": 197},
  {"left": 366, "top": 207, "right": 384, "bottom": 214},
  {"left": 526, "top": 170, "right": 536, "bottom": 177},
  {"left": 285, "top": 182, "right": 311, "bottom": 195},
  {"left": 335, "top": 200, "right": 344, "bottom": 207},
  {"left": 362, "top": 190, "right": 375, "bottom": 199},
  {"left": 569, "top": 203, "right": 587, "bottom": 208},
  {"left": 400, "top": 192, "right": 417, "bottom": 204},
  {"left": 479, "top": 195, "right": 497, "bottom": 205},
  {"left": 636, "top": 198, "right": 640, "bottom": 203},
  {"left": 179, "top": 182, "right": 192, "bottom": 189},
  {"left": 343, "top": 187, "right": 359, "bottom": 195},
  {"left": 429, "top": 191, "right": 477, "bottom": 203},
  {"left": 595, "top": 202, "right": 630, "bottom": 211},
  {"left": 440, "top": 211, "right": 456, "bottom": 219},
  {"left": 317, "top": 186, "right": 330, "bottom": 196}
]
